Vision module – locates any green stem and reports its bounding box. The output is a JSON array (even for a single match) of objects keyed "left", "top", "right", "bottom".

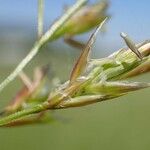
[
  {"left": 38, "top": 0, "right": 44, "bottom": 38},
  {"left": 0, "top": 103, "right": 48, "bottom": 126},
  {"left": 0, "top": 0, "right": 87, "bottom": 93}
]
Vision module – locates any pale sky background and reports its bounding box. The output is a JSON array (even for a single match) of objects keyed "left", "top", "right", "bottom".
[{"left": 0, "top": 0, "right": 150, "bottom": 53}]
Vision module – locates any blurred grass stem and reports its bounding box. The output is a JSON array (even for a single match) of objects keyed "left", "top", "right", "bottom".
[
  {"left": 38, "top": 0, "right": 44, "bottom": 38},
  {"left": 0, "top": 0, "right": 87, "bottom": 93}
]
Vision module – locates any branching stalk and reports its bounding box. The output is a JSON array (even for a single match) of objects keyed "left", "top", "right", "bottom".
[
  {"left": 0, "top": 0, "right": 88, "bottom": 93},
  {"left": 0, "top": 31, "right": 149, "bottom": 126}
]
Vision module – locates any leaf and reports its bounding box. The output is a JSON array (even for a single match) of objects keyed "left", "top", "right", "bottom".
[
  {"left": 86, "top": 81, "right": 150, "bottom": 95},
  {"left": 119, "top": 58, "right": 150, "bottom": 79},
  {"left": 56, "top": 94, "right": 121, "bottom": 108},
  {"left": 70, "top": 18, "right": 107, "bottom": 83}
]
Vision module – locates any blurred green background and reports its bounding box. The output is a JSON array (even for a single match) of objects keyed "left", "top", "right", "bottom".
[{"left": 0, "top": 0, "right": 150, "bottom": 150}]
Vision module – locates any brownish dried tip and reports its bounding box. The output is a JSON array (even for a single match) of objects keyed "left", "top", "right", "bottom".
[{"left": 70, "top": 18, "right": 107, "bottom": 83}]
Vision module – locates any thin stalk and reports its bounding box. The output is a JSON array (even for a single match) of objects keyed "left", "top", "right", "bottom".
[
  {"left": 0, "top": 94, "right": 113, "bottom": 126},
  {"left": 0, "top": 103, "right": 48, "bottom": 126},
  {"left": 38, "top": 0, "right": 44, "bottom": 38},
  {"left": 0, "top": 0, "right": 87, "bottom": 93}
]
